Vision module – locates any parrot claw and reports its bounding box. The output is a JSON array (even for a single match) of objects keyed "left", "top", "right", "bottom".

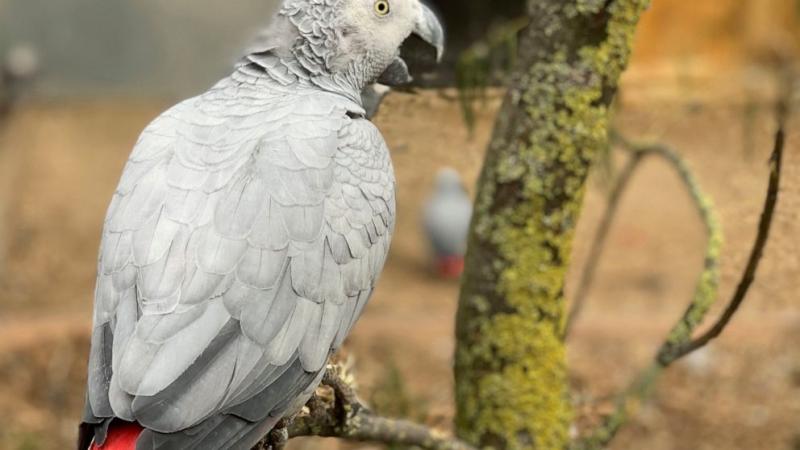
[{"left": 259, "top": 420, "right": 289, "bottom": 450}]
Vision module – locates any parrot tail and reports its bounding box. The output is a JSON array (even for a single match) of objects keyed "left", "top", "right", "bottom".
[
  {"left": 436, "top": 255, "right": 464, "bottom": 279},
  {"left": 90, "top": 421, "right": 143, "bottom": 450}
]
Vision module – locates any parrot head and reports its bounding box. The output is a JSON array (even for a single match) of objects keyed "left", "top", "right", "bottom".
[
  {"left": 435, "top": 167, "right": 466, "bottom": 194},
  {"left": 335, "top": 0, "right": 444, "bottom": 78},
  {"left": 278, "top": 0, "right": 444, "bottom": 88}
]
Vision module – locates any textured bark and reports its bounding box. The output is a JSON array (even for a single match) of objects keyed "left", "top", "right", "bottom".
[
  {"left": 453, "top": 1, "right": 650, "bottom": 449},
  {"left": 255, "top": 367, "right": 476, "bottom": 450}
]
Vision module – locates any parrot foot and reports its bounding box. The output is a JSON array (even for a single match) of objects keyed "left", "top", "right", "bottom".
[{"left": 260, "top": 419, "right": 289, "bottom": 450}]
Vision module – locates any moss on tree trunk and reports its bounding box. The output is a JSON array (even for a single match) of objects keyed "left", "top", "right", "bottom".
[{"left": 454, "top": 1, "right": 650, "bottom": 449}]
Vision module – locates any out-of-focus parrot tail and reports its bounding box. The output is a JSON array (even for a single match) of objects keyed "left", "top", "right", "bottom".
[
  {"left": 89, "top": 422, "right": 143, "bottom": 450},
  {"left": 436, "top": 255, "right": 464, "bottom": 279}
]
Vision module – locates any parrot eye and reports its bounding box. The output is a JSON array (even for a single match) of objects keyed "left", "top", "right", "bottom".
[{"left": 374, "top": 0, "right": 390, "bottom": 16}]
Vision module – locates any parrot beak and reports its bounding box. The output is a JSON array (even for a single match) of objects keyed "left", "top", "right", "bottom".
[
  {"left": 373, "top": 3, "right": 444, "bottom": 89},
  {"left": 413, "top": 3, "right": 445, "bottom": 63}
]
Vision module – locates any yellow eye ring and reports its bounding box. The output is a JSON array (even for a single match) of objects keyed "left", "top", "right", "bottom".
[{"left": 374, "top": 0, "right": 390, "bottom": 16}]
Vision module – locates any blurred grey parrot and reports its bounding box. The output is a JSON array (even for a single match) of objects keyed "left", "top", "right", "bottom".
[
  {"left": 78, "top": 1, "right": 443, "bottom": 449},
  {"left": 422, "top": 168, "right": 471, "bottom": 278},
  {"left": 1, "top": 43, "right": 40, "bottom": 116}
]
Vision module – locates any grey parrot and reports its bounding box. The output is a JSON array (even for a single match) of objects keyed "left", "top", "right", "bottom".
[
  {"left": 422, "top": 168, "right": 472, "bottom": 278},
  {"left": 1, "top": 43, "right": 40, "bottom": 116},
  {"left": 78, "top": 1, "right": 444, "bottom": 449}
]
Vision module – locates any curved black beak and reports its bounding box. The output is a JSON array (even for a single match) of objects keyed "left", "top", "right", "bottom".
[
  {"left": 412, "top": 3, "right": 445, "bottom": 63},
  {"left": 376, "top": 3, "right": 445, "bottom": 88}
]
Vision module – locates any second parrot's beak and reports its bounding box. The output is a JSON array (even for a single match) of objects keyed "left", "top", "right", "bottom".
[{"left": 413, "top": 3, "right": 445, "bottom": 63}]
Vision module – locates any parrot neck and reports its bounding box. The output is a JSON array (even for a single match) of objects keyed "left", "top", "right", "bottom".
[
  {"left": 234, "top": 51, "right": 366, "bottom": 109},
  {"left": 269, "top": 0, "right": 385, "bottom": 108},
  {"left": 309, "top": 59, "right": 377, "bottom": 105}
]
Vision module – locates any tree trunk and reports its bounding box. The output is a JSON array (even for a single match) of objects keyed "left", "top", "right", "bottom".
[{"left": 454, "top": 1, "right": 650, "bottom": 449}]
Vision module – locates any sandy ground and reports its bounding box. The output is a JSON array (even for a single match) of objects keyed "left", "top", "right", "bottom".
[{"left": 0, "top": 87, "right": 798, "bottom": 450}]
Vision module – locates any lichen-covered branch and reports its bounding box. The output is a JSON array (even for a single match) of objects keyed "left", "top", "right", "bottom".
[
  {"left": 570, "top": 136, "right": 721, "bottom": 449},
  {"left": 614, "top": 136, "right": 725, "bottom": 366},
  {"left": 253, "top": 365, "right": 476, "bottom": 450},
  {"left": 664, "top": 92, "right": 788, "bottom": 362},
  {"left": 290, "top": 404, "right": 476, "bottom": 450},
  {"left": 454, "top": 1, "right": 650, "bottom": 449},
  {"left": 577, "top": 100, "right": 787, "bottom": 446}
]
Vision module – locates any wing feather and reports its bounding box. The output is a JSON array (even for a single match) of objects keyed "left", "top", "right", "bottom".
[
  {"left": 164, "top": 187, "right": 207, "bottom": 224},
  {"left": 248, "top": 198, "right": 291, "bottom": 250},
  {"left": 263, "top": 299, "right": 319, "bottom": 366},
  {"left": 239, "top": 270, "right": 297, "bottom": 345},
  {"left": 237, "top": 246, "right": 288, "bottom": 289},
  {"left": 300, "top": 300, "right": 343, "bottom": 371},
  {"left": 195, "top": 225, "right": 248, "bottom": 275},
  {"left": 114, "top": 162, "right": 169, "bottom": 231},
  {"left": 215, "top": 174, "right": 268, "bottom": 239},
  {"left": 119, "top": 299, "right": 232, "bottom": 397},
  {"left": 100, "top": 231, "right": 133, "bottom": 275}
]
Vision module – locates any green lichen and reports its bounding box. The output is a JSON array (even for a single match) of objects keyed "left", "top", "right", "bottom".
[{"left": 454, "top": 1, "right": 650, "bottom": 449}]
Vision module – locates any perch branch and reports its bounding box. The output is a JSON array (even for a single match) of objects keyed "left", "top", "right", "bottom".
[
  {"left": 255, "top": 365, "right": 476, "bottom": 450},
  {"left": 577, "top": 93, "right": 789, "bottom": 448}
]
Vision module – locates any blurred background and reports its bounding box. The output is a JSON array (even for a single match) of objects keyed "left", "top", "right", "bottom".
[{"left": 0, "top": 0, "right": 799, "bottom": 449}]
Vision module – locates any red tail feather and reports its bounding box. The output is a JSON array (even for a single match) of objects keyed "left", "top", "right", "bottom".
[
  {"left": 436, "top": 255, "right": 464, "bottom": 279},
  {"left": 90, "top": 422, "right": 143, "bottom": 450}
]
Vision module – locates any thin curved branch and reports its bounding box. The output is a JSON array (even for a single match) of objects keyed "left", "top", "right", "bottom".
[
  {"left": 661, "top": 88, "right": 787, "bottom": 363},
  {"left": 255, "top": 365, "right": 477, "bottom": 450},
  {"left": 565, "top": 150, "right": 647, "bottom": 338},
  {"left": 577, "top": 93, "right": 789, "bottom": 448},
  {"left": 573, "top": 135, "right": 722, "bottom": 450},
  {"left": 635, "top": 142, "right": 724, "bottom": 361}
]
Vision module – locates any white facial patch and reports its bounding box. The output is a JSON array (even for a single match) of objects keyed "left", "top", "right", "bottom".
[{"left": 332, "top": 0, "right": 418, "bottom": 71}]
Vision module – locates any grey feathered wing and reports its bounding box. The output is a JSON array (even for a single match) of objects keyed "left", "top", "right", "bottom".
[{"left": 82, "top": 82, "right": 395, "bottom": 449}]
